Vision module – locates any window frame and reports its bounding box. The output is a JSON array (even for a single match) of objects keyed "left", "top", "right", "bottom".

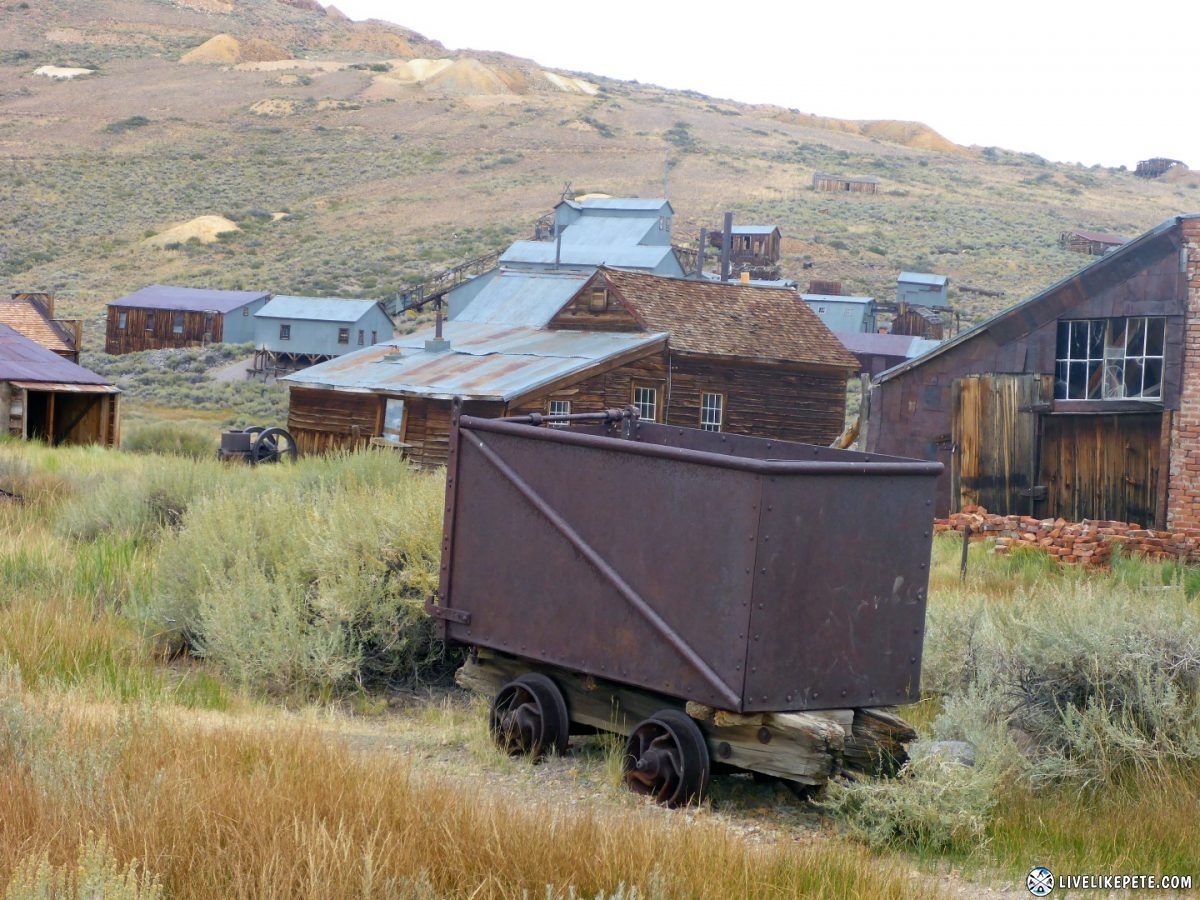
[
  {"left": 279, "top": 323, "right": 291, "bottom": 341},
  {"left": 117, "top": 311, "right": 127, "bottom": 330},
  {"left": 631, "top": 383, "right": 660, "bottom": 423},
  {"left": 547, "top": 398, "right": 571, "bottom": 428},
  {"left": 337, "top": 327, "right": 350, "bottom": 345},
  {"left": 699, "top": 392, "right": 724, "bottom": 432},
  {"left": 1054, "top": 316, "right": 1165, "bottom": 402}
]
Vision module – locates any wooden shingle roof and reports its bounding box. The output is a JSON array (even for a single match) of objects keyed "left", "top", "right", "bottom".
[
  {"left": 600, "top": 268, "right": 858, "bottom": 371},
  {"left": 0, "top": 296, "right": 75, "bottom": 355}
]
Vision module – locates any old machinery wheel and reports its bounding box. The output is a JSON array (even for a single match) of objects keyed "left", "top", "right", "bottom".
[
  {"left": 250, "top": 426, "right": 298, "bottom": 465},
  {"left": 489, "top": 672, "right": 569, "bottom": 761},
  {"left": 622, "top": 709, "right": 710, "bottom": 807}
]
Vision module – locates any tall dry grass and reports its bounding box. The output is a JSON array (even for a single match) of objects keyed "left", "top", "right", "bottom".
[{"left": 0, "top": 692, "right": 929, "bottom": 900}]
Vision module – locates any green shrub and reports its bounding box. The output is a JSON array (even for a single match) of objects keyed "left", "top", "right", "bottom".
[{"left": 122, "top": 422, "right": 216, "bottom": 459}]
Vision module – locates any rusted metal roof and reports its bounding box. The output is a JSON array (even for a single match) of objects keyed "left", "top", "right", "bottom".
[
  {"left": 281, "top": 320, "right": 667, "bottom": 401},
  {"left": 109, "top": 285, "right": 270, "bottom": 313},
  {"left": 0, "top": 325, "right": 114, "bottom": 386},
  {"left": 454, "top": 269, "right": 592, "bottom": 327},
  {"left": 0, "top": 296, "right": 75, "bottom": 355},
  {"left": 601, "top": 268, "right": 860, "bottom": 370}
]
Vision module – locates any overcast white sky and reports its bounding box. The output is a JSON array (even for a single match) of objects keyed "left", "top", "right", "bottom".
[{"left": 326, "top": 2, "right": 1195, "bottom": 169}]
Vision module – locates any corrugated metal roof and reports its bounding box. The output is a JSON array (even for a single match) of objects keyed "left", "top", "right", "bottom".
[
  {"left": 454, "top": 269, "right": 590, "bottom": 327},
  {"left": 0, "top": 325, "right": 113, "bottom": 385},
  {"left": 602, "top": 269, "right": 859, "bottom": 370},
  {"left": 730, "top": 225, "right": 780, "bottom": 236},
  {"left": 835, "top": 331, "right": 941, "bottom": 358},
  {"left": 0, "top": 297, "right": 75, "bottom": 354},
  {"left": 109, "top": 285, "right": 270, "bottom": 313},
  {"left": 561, "top": 198, "right": 672, "bottom": 213},
  {"left": 801, "top": 294, "right": 874, "bottom": 305},
  {"left": 282, "top": 320, "right": 667, "bottom": 401},
  {"left": 257, "top": 295, "right": 384, "bottom": 323},
  {"left": 559, "top": 216, "right": 662, "bottom": 246},
  {"left": 501, "top": 242, "right": 673, "bottom": 269},
  {"left": 897, "top": 272, "right": 949, "bottom": 287}
]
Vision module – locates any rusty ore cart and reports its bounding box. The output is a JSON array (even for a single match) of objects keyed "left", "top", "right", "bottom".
[{"left": 427, "top": 404, "right": 943, "bottom": 806}]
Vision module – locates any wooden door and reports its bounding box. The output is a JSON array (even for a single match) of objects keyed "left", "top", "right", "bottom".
[
  {"left": 1038, "top": 413, "right": 1162, "bottom": 527},
  {"left": 951, "top": 374, "right": 1051, "bottom": 515}
]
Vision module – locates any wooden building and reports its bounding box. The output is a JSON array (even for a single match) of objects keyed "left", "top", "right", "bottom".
[
  {"left": 0, "top": 325, "right": 119, "bottom": 446},
  {"left": 252, "top": 295, "right": 395, "bottom": 377},
  {"left": 811, "top": 173, "right": 879, "bottom": 194},
  {"left": 1135, "top": 158, "right": 1186, "bottom": 179},
  {"left": 105, "top": 285, "right": 271, "bottom": 354},
  {"left": 891, "top": 304, "right": 945, "bottom": 340},
  {"left": 706, "top": 225, "right": 782, "bottom": 280},
  {"left": 865, "top": 214, "right": 1200, "bottom": 532},
  {"left": 1059, "top": 229, "right": 1127, "bottom": 257},
  {"left": 283, "top": 267, "right": 857, "bottom": 466},
  {"left": 0, "top": 293, "right": 82, "bottom": 361}
]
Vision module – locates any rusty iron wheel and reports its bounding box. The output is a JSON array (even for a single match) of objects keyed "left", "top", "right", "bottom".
[
  {"left": 489, "top": 672, "right": 569, "bottom": 761},
  {"left": 250, "top": 427, "right": 298, "bottom": 465},
  {"left": 622, "top": 709, "right": 710, "bottom": 807}
]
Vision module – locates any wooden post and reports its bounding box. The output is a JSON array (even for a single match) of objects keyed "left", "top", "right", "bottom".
[{"left": 960, "top": 523, "right": 971, "bottom": 582}]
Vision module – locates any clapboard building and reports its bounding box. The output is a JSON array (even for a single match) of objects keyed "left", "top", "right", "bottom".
[{"left": 105, "top": 285, "right": 271, "bottom": 354}]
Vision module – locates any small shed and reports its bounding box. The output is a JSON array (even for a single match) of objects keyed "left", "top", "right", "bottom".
[
  {"left": 0, "top": 325, "right": 120, "bottom": 446},
  {"left": 253, "top": 295, "right": 395, "bottom": 376},
  {"left": 801, "top": 294, "right": 876, "bottom": 333},
  {"left": 891, "top": 305, "right": 945, "bottom": 340},
  {"left": 0, "top": 293, "right": 82, "bottom": 362},
  {"left": 1059, "top": 229, "right": 1127, "bottom": 256},
  {"left": 707, "top": 225, "right": 782, "bottom": 280},
  {"left": 811, "top": 173, "right": 879, "bottom": 194},
  {"left": 105, "top": 285, "right": 271, "bottom": 354},
  {"left": 896, "top": 272, "right": 949, "bottom": 307}
]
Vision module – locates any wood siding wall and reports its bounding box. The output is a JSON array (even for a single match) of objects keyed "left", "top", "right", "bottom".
[
  {"left": 548, "top": 286, "right": 643, "bottom": 332},
  {"left": 105, "top": 307, "right": 225, "bottom": 354},
  {"left": 3, "top": 385, "right": 118, "bottom": 447},
  {"left": 287, "top": 388, "right": 379, "bottom": 455},
  {"left": 1040, "top": 413, "right": 1161, "bottom": 526}
]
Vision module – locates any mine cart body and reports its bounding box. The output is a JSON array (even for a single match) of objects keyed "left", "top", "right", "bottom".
[{"left": 430, "top": 406, "right": 943, "bottom": 716}]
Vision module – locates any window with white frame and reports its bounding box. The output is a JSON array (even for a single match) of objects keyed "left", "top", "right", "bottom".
[
  {"left": 700, "top": 392, "right": 724, "bottom": 431},
  {"left": 632, "top": 384, "right": 658, "bottom": 422},
  {"left": 548, "top": 399, "right": 571, "bottom": 428},
  {"left": 1055, "top": 317, "right": 1164, "bottom": 400}
]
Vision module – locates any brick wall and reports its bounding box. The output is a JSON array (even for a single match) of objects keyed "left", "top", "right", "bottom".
[{"left": 1167, "top": 217, "right": 1200, "bottom": 532}]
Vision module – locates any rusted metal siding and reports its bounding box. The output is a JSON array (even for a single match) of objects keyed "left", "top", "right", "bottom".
[
  {"left": 869, "top": 223, "right": 1187, "bottom": 519},
  {"left": 105, "top": 307, "right": 224, "bottom": 354},
  {"left": 952, "top": 374, "right": 1051, "bottom": 514},
  {"left": 1040, "top": 413, "right": 1161, "bottom": 525}
]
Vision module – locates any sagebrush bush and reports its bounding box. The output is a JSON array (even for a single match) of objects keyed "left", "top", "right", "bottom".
[
  {"left": 150, "top": 452, "right": 455, "bottom": 696},
  {"left": 121, "top": 422, "right": 216, "bottom": 459}
]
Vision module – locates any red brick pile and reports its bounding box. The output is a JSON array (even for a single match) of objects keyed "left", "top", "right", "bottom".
[{"left": 934, "top": 506, "right": 1200, "bottom": 568}]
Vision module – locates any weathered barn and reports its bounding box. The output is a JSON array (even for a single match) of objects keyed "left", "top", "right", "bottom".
[
  {"left": 811, "top": 173, "right": 879, "bottom": 194},
  {"left": 1059, "top": 229, "right": 1127, "bottom": 256},
  {"left": 283, "top": 267, "right": 857, "bottom": 466},
  {"left": 0, "top": 325, "right": 120, "bottom": 446},
  {"left": 802, "top": 293, "right": 876, "bottom": 333},
  {"left": 865, "top": 214, "right": 1200, "bottom": 531},
  {"left": 0, "top": 293, "right": 82, "bottom": 361},
  {"left": 897, "top": 271, "right": 949, "bottom": 307},
  {"left": 252, "top": 295, "right": 395, "bottom": 375},
  {"left": 105, "top": 285, "right": 271, "bottom": 354},
  {"left": 891, "top": 304, "right": 946, "bottom": 340}
]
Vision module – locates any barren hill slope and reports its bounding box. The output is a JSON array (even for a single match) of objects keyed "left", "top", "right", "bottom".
[{"left": 0, "top": 0, "right": 1193, "bottom": 346}]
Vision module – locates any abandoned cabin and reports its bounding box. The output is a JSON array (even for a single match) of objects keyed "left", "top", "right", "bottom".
[
  {"left": 0, "top": 293, "right": 82, "bottom": 362},
  {"left": 105, "top": 285, "right": 271, "bottom": 354},
  {"left": 251, "top": 295, "right": 395, "bottom": 376},
  {"left": 282, "top": 266, "right": 858, "bottom": 466},
  {"left": 865, "top": 213, "right": 1200, "bottom": 532},
  {"left": 1059, "top": 229, "right": 1128, "bottom": 257},
  {"left": 0, "top": 324, "right": 120, "bottom": 446},
  {"left": 705, "top": 225, "right": 782, "bottom": 281},
  {"left": 811, "top": 173, "right": 879, "bottom": 194}
]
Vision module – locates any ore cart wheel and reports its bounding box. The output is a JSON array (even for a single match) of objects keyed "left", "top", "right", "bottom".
[
  {"left": 622, "top": 709, "right": 711, "bottom": 807},
  {"left": 250, "top": 427, "right": 298, "bottom": 465},
  {"left": 489, "top": 672, "right": 569, "bottom": 761}
]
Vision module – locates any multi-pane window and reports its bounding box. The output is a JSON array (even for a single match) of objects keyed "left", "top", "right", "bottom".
[
  {"left": 700, "top": 392, "right": 724, "bottom": 431},
  {"left": 145, "top": 312, "right": 155, "bottom": 332},
  {"left": 632, "top": 385, "right": 658, "bottom": 422},
  {"left": 117, "top": 311, "right": 127, "bottom": 330},
  {"left": 337, "top": 327, "right": 350, "bottom": 345},
  {"left": 279, "top": 324, "right": 291, "bottom": 341},
  {"left": 172, "top": 312, "right": 184, "bottom": 334},
  {"left": 548, "top": 399, "right": 571, "bottom": 428},
  {"left": 1055, "top": 317, "right": 1164, "bottom": 400}
]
